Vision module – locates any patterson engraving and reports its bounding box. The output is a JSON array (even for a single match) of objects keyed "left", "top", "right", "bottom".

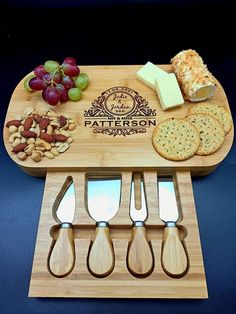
[{"left": 84, "top": 86, "right": 156, "bottom": 136}]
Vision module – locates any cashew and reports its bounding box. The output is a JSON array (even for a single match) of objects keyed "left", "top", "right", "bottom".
[
  {"left": 11, "top": 138, "right": 21, "bottom": 148},
  {"left": 24, "top": 144, "right": 35, "bottom": 156},
  {"left": 21, "top": 137, "right": 27, "bottom": 144},
  {"left": 9, "top": 132, "right": 21, "bottom": 143},
  {"left": 60, "top": 130, "right": 70, "bottom": 137},
  {"left": 9, "top": 125, "right": 18, "bottom": 134},
  {"left": 50, "top": 121, "right": 60, "bottom": 128},
  {"left": 29, "top": 127, "right": 36, "bottom": 132},
  {"left": 18, "top": 125, "right": 24, "bottom": 133}
]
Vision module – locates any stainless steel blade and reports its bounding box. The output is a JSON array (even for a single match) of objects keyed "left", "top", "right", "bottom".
[
  {"left": 158, "top": 177, "right": 179, "bottom": 223},
  {"left": 130, "top": 176, "right": 147, "bottom": 222},
  {"left": 52, "top": 177, "right": 76, "bottom": 224},
  {"left": 87, "top": 176, "right": 121, "bottom": 222}
]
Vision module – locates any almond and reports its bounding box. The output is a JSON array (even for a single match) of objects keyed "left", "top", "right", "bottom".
[
  {"left": 20, "top": 130, "right": 37, "bottom": 138},
  {"left": 6, "top": 119, "right": 21, "bottom": 128},
  {"left": 40, "top": 132, "right": 54, "bottom": 143},
  {"left": 39, "top": 118, "right": 50, "bottom": 130},
  {"left": 33, "top": 114, "right": 42, "bottom": 124},
  {"left": 24, "top": 116, "right": 33, "bottom": 130},
  {"left": 53, "top": 134, "right": 68, "bottom": 142},
  {"left": 12, "top": 143, "right": 28, "bottom": 154},
  {"left": 59, "top": 115, "right": 67, "bottom": 128}
]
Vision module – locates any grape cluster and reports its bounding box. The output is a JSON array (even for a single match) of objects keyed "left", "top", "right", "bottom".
[{"left": 24, "top": 57, "right": 89, "bottom": 106}]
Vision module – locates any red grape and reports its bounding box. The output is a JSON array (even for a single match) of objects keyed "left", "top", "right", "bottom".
[
  {"left": 61, "top": 75, "right": 75, "bottom": 89},
  {"left": 53, "top": 72, "right": 62, "bottom": 84},
  {"left": 29, "top": 77, "right": 47, "bottom": 90},
  {"left": 56, "top": 84, "right": 68, "bottom": 102},
  {"left": 34, "top": 65, "right": 47, "bottom": 78},
  {"left": 62, "top": 63, "right": 80, "bottom": 77},
  {"left": 43, "top": 73, "right": 52, "bottom": 84},
  {"left": 63, "top": 57, "right": 77, "bottom": 65},
  {"left": 44, "top": 86, "right": 61, "bottom": 106}
]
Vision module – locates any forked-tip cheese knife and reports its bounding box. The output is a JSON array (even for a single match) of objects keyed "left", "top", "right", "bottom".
[
  {"left": 48, "top": 176, "right": 76, "bottom": 277},
  {"left": 158, "top": 177, "right": 188, "bottom": 277},
  {"left": 127, "top": 173, "right": 154, "bottom": 277},
  {"left": 86, "top": 176, "right": 121, "bottom": 277}
]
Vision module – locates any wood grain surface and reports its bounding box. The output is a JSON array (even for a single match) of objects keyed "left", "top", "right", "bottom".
[{"left": 3, "top": 65, "right": 234, "bottom": 176}]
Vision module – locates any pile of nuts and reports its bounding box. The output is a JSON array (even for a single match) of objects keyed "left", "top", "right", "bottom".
[{"left": 5, "top": 106, "right": 76, "bottom": 162}]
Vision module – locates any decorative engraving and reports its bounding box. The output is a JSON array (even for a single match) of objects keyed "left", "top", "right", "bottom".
[{"left": 84, "top": 86, "right": 156, "bottom": 136}]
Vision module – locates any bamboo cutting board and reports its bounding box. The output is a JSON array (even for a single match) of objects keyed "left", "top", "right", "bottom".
[
  {"left": 3, "top": 65, "right": 234, "bottom": 298},
  {"left": 3, "top": 65, "right": 234, "bottom": 176}
]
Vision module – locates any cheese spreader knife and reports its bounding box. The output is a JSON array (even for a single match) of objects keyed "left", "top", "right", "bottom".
[
  {"left": 158, "top": 177, "right": 188, "bottom": 277},
  {"left": 127, "top": 173, "right": 154, "bottom": 277},
  {"left": 86, "top": 176, "right": 121, "bottom": 277},
  {"left": 48, "top": 176, "right": 76, "bottom": 277}
]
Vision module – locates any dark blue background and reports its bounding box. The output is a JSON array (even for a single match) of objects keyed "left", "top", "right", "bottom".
[{"left": 0, "top": 1, "right": 236, "bottom": 313}]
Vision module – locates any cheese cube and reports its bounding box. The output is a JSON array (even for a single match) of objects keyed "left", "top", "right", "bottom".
[
  {"left": 136, "top": 61, "right": 169, "bottom": 90},
  {"left": 155, "top": 73, "right": 184, "bottom": 110}
]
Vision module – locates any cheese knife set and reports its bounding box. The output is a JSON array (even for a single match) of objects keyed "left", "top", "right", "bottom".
[
  {"left": 3, "top": 64, "right": 234, "bottom": 298},
  {"left": 47, "top": 173, "right": 188, "bottom": 279}
]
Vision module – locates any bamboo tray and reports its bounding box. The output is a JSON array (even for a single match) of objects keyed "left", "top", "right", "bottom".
[{"left": 3, "top": 65, "right": 234, "bottom": 298}]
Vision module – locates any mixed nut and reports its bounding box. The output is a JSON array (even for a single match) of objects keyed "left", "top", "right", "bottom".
[{"left": 5, "top": 106, "right": 76, "bottom": 162}]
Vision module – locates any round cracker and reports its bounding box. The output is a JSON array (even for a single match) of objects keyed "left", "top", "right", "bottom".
[
  {"left": 152, "top": 118, "right": 200, "bottom": 161},
  {"left": 186, "top": 113, "right": 225, "bottom": 155},
  {"left": 187, "top": 102, "right": 232, "bottom": 134}
]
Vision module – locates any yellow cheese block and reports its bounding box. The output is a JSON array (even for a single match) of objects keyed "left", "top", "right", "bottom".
[
  {"left": 155, "top": 73, "right": 184, "bottom": 110},
  {"left": 136, "top": 62, "right": 169, "bottom": 90}
]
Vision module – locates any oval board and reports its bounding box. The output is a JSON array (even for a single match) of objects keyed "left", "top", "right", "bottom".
[{"left": 3, "top": 65, "right": 234, "bottom": 176}]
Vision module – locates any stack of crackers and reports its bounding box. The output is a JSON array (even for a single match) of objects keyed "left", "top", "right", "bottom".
[{"left": 152, "top": 103, "right": 232, "bottom": 161}]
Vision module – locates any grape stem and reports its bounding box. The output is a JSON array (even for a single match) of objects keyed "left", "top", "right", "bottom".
[{"left": 50, "top": 67, "right": 64, "bottom": 86}]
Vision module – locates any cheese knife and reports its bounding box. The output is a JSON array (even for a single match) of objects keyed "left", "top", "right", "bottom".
[
  {"left": 127, "top": 173, "right": 154, "bottom": 277},
  {"left": 158, "top": 177, "right": 188, "bottom": 277},
  {"left": 86, "top": 175, "right": 121, "bottom": 277},
  {"left": 48, "top": 176, "right": 76, "bottom": 277}
]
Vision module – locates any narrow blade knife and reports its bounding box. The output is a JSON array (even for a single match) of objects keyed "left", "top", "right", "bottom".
[
  {"left": 158, "top": 177, "right": 188, "bottom": 277},
  {"left": 48, "top": 176, "right": 76, "bottom": 277}
]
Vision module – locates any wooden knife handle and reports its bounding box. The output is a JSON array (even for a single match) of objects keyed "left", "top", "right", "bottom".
[
  {"left": 127, "top": 224, "right": 154, "bottom": 277},
  {"left": 161, "top": 225, "right": 188, "bottom": 277},
  {"left": 88, "top": 223, "right": 115, "bottom": 277},
  {"left": 48, "top": 224, "right": 75, "bottom": 277}
]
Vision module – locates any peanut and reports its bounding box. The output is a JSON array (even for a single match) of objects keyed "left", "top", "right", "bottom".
[
  {"left": 44, "top": 151, "right": 55, "bottom": 159},
  {"left": 51, "top": 147, "right": 59, "bottom": 156},
  {"left": 16, "top": 152, "right": 27, "bottom": 161},
  {"left": 31, "top": 151, "right": 42, "bottom": 162}
]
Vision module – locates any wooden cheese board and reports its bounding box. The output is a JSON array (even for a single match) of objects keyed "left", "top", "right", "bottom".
[{"left": 3, "top": 65, "right": 234, "bottom": 298}]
